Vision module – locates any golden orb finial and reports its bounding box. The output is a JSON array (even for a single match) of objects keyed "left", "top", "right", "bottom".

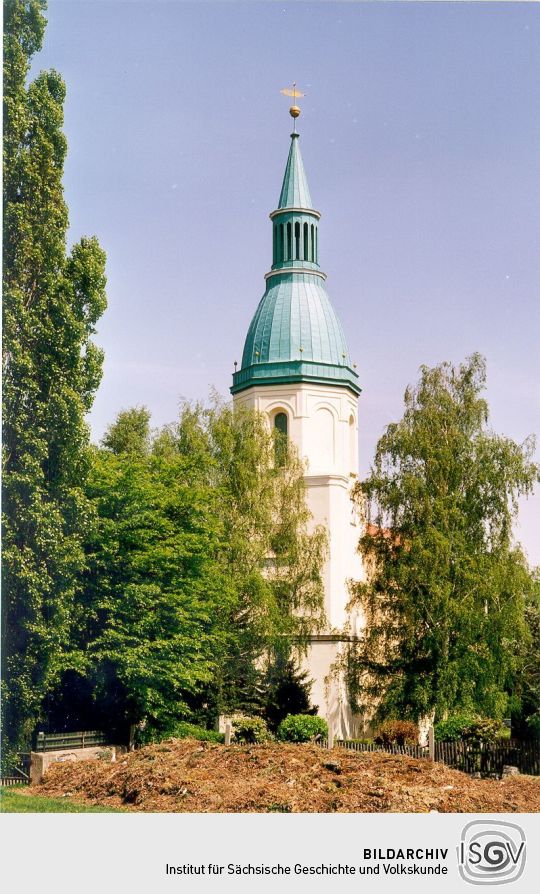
[{"left": 280, "top": 83, "right": 305, "bottom": 130}]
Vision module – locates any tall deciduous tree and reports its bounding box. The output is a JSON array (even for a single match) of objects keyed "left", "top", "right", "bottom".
[
  {"left": 64, "top": 409, "right": 234, "bottom": 740},
  {"left": 173, "top": 400, "right": 327, "bottom": 719},
  {"left": 59, "top": 402, "right": 326, "bottom": 738},
  {"left": 2, "top": 0, "right": 107, "bottom": 753},
  {"left": 347, "top": 355, "right": 538, "bottom": 724}
]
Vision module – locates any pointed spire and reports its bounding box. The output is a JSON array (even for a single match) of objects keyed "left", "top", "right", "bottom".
[
  {"left": 231, "top": 113, "right": 360, "bottom": 399},
  {"left": 277, "top": 133, "right": 313, "bottom": 210}
]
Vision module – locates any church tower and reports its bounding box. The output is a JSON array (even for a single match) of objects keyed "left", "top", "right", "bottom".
[{"left": 231, "top": 112, "right": 364, "bottom": 737}]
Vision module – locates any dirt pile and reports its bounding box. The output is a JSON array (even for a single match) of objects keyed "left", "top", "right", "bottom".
[{"left": 37, "top": 739, "right": 540, "bottom": 813}]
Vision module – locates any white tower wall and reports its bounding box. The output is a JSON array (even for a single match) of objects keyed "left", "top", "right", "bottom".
[{"left": 234, "top": 381, "right": 366, "bottom": 738}]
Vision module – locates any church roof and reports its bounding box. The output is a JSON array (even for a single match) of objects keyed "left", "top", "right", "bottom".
[
  {"left": 277, "top": 133, "right": 313, "bottom": 210},
  {"left": 241, "top": 276, "right": 349, "bottom": 368},
  {"left": 231, "top": 130, "right": 360, "bottom": 397}
]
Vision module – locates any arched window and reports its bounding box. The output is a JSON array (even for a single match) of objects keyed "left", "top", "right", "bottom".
[
  {"left": 295, "top": 222, "right": 300, "bottom": 259},
  {"left": 303, "top": 222, "right": 309, "bottom": 260},
  {"left": 274, "top": 412, "right": 287, "bottom": 436},
  {"left": 315, "top": 226, "right": 318, "bottom": 263},
  {"left": 280, "top": 223, "right": 284, "bottom": 263},
  {"left": 310, "top": 224, "right": 315, "bottom": 262},
  {"left": 274, "top": 412, "right": 288, "bottom": 465},
  {"left": 273, "top": 225, "right": 277, "bottom": 264},
  {"left": 287, "top": 222, "right": 292, "bottom": 261}
]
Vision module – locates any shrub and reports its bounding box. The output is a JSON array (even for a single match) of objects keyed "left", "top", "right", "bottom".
[
  {"left": 233, "top": 715, "right": 270, "bottom": 744},
  {"left": 146, "top": 721, "right": 224, "bottom": 744},
  {"left": 169, "top": 722, "right": 224, "bottom": 743},
  {"left": 373, "top": 720, "right": 418, "bottom": 746},
  {"left": 277, "top": 714, "right": 328, "bottom": 743},
  {"left": 461, "top": 719, "right": 506, "bottom": 744},
  {"left": 263, "top": 656, "right": 317, "bottom": 732},
  {"left": 434, "top": 715, "right": 476, "bottom": 742},
  {"left": 526, "top": 712, "right": 540, "bottom": 739},
  {"left": 434, "top": 716, "right": 506, "bottom": 743}
]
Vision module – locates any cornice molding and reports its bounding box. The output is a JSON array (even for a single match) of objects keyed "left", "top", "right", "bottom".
[
  {"left": 304, "top": 474, "right": 352, "bottom": 488},
  {"left": 269, "top": 207, "right": 321, "bottom": 220},
  {"left": 264, "top": 267, "right": 327, "bottom": 282}
]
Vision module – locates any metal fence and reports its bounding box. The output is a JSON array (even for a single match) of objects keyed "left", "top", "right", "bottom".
[
  {"left": 18, "top": 752, "right": 31, "bottom": 776},
  {"left": 325, "top": 737, "right": 540, "bottom": 777},
  {"left": 335, "top": 739, "right": 429, "bottom": 759},
  {"left": 0, "top": 775, "right": 28, "bottom": 787},
  {"left": 0, "top": 754, "right": 31, "bottom": 787},
  {"left": 434, "top": 739, "right": 540, "bottom": 777},
  {"left": 34, "top": 730, "right": 108, "bottom": 752}
]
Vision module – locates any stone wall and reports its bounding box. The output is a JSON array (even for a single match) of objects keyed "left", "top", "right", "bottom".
[{"left": 30, "top": 746, "right": 116, "bottom": 785}]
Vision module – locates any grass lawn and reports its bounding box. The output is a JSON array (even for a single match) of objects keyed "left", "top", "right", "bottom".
[{"left": 0, "top": 785, "right": 124, "bottom": 813}]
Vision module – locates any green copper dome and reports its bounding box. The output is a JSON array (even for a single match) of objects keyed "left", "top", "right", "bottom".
[
  {"left": 231, "top": 131, "right": 360, "bottom": 397},
  {"left": 240, "top": 276, "right": 350, "bottom": 367}
]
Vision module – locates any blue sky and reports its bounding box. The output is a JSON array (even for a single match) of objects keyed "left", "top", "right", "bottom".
[{"left": 31, "top": 1, "right": 540, "bottom": 564}]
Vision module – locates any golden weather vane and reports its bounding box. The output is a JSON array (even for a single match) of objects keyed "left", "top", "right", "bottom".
[{"left": 280, "top": 82, "right": 305, "bottom": 131}]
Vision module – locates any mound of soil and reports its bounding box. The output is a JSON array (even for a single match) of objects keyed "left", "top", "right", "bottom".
[{"left": 37, "top": 739, "right": 540, "bottom": 813}]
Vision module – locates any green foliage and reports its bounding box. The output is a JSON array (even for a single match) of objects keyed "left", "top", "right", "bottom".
[
  {"left": 517, "top": 569, "right": 540, "bottom": 738},
  {"left": 434, "top": 715, "right": 477, "bottom": 742},
  {"left": 347, "top": 355, "right": 538, "bottom": 725},
  {"left": 277, "top": 714, "right": 328, "bottom": 743},
  {"left": 141, "top": 722, "right": 224, "bottom": 745},
  {"left": 172, "top": 723, "right": 224, "bottom": 744},
  {"left": 76, "top": 414, "right": 234, "bottom": 737},
  {"left": 526, "top": 713, "right": 540, "bottom": 739},
  {"left": 55, "top": 398, "right": 325, "bottom": 740},
  {"left": 233, "top": 715, "right": 270, "bottom": 744},
  {"left": 2, "top": 0, "right": 107, "bottom": 754},
  {"left": 373, "top": 720, "right": 418, "bottom": 746},
  {"left": 434, "top": 715, "right": 509, "bottom": 743},
  {"left": 263, "top": 653, "right": 317, "bottom": 732},
  {"left": 169, "top": 400, "right": 327, "bottom": 718},
  {"left": 101, "top": 407, "right": 151, "bottom": 456},
  {"left": 461, "top": 719, "right": 507, "bottom": 744}
]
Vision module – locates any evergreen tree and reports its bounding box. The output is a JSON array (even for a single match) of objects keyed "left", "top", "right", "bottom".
[
  {"left": 263, "top": 652, "right": 317, "bottom": 732},
  {"left": 2, "top": 0, "right": 107, "bottom": 754},
  {"left": 347, "top": 355, "right": 538, "bottom": 724}
]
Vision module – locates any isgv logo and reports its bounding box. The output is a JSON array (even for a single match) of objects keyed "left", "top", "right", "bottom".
[{"left": 458, "top": 820, "right": 526, "bottom": 885}]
